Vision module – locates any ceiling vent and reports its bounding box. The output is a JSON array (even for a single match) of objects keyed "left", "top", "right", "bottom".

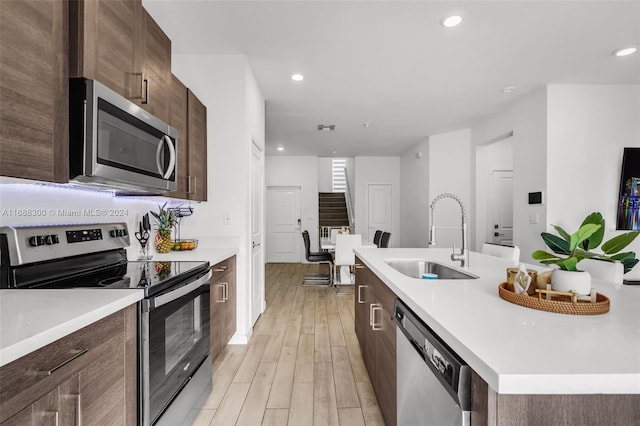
[{"left": 317, "top": 124, "right": 336, "bottom": 131}]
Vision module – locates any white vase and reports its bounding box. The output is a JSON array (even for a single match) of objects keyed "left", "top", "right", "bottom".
[{"left": 551, "top": 269, "right": 591, "bottom": 295}]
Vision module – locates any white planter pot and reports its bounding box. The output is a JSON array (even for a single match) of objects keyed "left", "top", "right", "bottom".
[{"left": 551, "top": 269, "right": 591, "bottom": 295}]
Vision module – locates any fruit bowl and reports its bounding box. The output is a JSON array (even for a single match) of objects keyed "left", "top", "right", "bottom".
[{"left": 171, "top": 239, "right": 198, "bottom": 251}]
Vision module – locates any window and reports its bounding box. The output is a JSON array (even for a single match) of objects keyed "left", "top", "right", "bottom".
[{"left": 332, "top": 159, "right": 347, "bottom": 192}]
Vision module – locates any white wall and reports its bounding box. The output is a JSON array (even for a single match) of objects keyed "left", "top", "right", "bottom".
[
  {"left": 265, "top": 156, "right": 319, "bottom": 254},
  {"left": 511, "top": 88, "right": 548, "bottom": 264},
  {"left": 172, "top": 54, "right": 265, "bottom": 343},
  {"left": 399, "top": 139, "right": 430, "bottom": 247},
  {"left": 318, "top": 158, "right": 333, "bottom": 192},
  {"left": 428, "top": 129, "right": 472, "bottom": 249},
  {"left": 475, "top": 136, "right": 514, "bottom": 248},
  {"left": 546, "top": 85, "right": 640, "bottom": 280},
  {"left": 470, "top": 88, "right": 548, "bottom": 260},
  {"left": 354, "top": 157, "right": 400, "bottom": 246},
  {"left": 470, "top": 84, "right": 640, "bottom": 280}
]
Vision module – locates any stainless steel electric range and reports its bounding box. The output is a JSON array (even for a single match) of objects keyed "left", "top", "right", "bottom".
[{"left": 0, "top": 223, "right": 212, "bottom": 426}]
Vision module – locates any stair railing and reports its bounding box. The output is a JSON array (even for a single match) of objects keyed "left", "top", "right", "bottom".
[{"left": 342, "top": 167, "right": 355, "bottom": 229}]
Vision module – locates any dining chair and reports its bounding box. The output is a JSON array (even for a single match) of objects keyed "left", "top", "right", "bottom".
[
  {"left": 580, "top": 258, "right": 624, "bottom": 284},
  {"left": 481, "top": 242, "right": 520, "bottom": 262},
  {"left": 379, "top": 232, "right": 391, "bottom": 248},
  {"left": 333, "top": 233, "right": 362, "bottom": 292},
  {"left": 301, "top": 230, "right": 333, "bottom": 286},
  {"left": 373, "top": 230, "right": 383, "bottom": 246}
]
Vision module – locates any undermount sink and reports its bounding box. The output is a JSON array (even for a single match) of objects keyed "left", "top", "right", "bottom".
[{"left": 384, "top": 259, "right": 479, "bottom": 280}]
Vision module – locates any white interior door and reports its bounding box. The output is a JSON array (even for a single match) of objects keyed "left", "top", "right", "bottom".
[
  {"left": 489, "top": 170, "right": 514, "bottom": 245},
  {"left": 266, "top": 186, "right": 302, "bottom": 262},
  {"left": 367, "top": 184, "right": 392, "bottom": 245},
  {"left": 251, "top": 142, "right": 265, "bottom": 325}
]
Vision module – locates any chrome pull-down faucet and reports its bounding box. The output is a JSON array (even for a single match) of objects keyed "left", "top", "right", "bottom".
[{"left": 428, "top": 193, "right": 469, "bottom": 268}]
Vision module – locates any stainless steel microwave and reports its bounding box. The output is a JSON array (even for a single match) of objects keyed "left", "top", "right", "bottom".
[{"left": 69, "top": 78, "right": 178, "bottom": 194}]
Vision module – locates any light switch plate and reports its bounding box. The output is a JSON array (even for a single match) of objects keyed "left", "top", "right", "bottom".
[{"left": 529, "top": 212, "right": 539, "bottom": 224}]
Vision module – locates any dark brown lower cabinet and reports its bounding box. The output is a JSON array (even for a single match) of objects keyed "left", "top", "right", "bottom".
[
  {"left": 472, "top": 360, "right": 640, "bottom": 426},
  {"left": 210, "top": 255, "right": 237, "bottom": 362},
  {"left": 0, "top": 305, "right": 137, "bottom": 426},
  {"left": 354, "top": 257, "right": 397, "bottom": 426}
]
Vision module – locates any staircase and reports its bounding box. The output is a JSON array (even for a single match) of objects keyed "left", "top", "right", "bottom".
[{"left": 319, "top": 192, "right": 349, "bottom": 227}]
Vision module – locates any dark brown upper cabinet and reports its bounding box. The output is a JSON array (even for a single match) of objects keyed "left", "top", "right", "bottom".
[
  {"left": 166, "top": 74, "right": 208, "bottom": 202},
  {"left": 0, "top": 0, "right": 69, "bottom": 183},
  {"left": 69, "top": 0, "right": 171, "bottom": 124}
]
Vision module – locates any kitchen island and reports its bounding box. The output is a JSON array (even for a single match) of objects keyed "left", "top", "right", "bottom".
[{"left": 354, "top": 247, "right": 640, "bottom": 425}]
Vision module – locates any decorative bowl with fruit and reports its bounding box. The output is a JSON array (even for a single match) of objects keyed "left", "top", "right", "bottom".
[{"left": 172, "top": 239, "right": 198, "bottom": 251}]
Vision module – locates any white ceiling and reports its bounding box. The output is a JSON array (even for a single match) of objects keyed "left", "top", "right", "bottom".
[{"left": 144, "top": 1, "right": 640, "bottom": 157}]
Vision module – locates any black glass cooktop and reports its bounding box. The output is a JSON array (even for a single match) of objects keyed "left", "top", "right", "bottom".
[{"left": 7, "top": 249, "right": 209, "bottom": 297}]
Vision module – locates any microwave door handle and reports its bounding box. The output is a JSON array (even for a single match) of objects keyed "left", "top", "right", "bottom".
[
  {"left": 162, "top": 135, "right": 176, "bottom": 179},
  {"left": 155, "top": 138, "right": 165, "bottom": 177}
]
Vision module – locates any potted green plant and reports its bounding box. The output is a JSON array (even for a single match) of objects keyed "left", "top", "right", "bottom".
[{"left": 531, "top": 212, "right": 639, "bottom": 293}]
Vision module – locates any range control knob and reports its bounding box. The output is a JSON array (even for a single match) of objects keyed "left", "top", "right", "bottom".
[
  {"left": 51, "top": 234, "right": 59, "bottom": 244},
  {"left": 44, "top": 235, "right": 54, "bottom": 245},
  {"left": 28, "top": 236, "right": 40, "bottom": 247},
  {"left": 37, "top": 236, "right": 46, "bottom": 246},
  {"left": 110, "top": 230, "right": 117, "bottom": 238},
  {"left": 121, "top": 229, "right": 128, "bottom": 236}
]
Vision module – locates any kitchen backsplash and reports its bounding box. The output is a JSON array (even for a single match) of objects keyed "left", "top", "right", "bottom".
[{"left": 0, "top": 182, "right": 191, "bottom": 258}]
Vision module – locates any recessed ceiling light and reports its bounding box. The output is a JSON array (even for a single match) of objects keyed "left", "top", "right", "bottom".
[
  {"left": 441, "top": 14, "right": 463, "bottom": 28},
  {"left": 613, "top": 47, "right": 637, "bottom": 57},
  {"left": 502, "top": 86, "right": 516, "bottom": 94},
  {"left": 363, "top": 122, "right": 372, "bottom": 128},
  {"left": 291, "top": 73, "right": 304, "bottom": 81},
  {"left": 277, "top": 146, "right": 284, "bottom": 151}
]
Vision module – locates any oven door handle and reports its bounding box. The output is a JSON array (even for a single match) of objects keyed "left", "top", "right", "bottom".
[{"left": 151, "top": 270, "right": 212, "bottom": 309}]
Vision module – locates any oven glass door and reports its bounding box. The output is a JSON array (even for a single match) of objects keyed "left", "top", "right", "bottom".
[
  {"left": 96, "top": 98, "right": 176, "bottom": 181},
  {"left": 147, "top": 283, "right": 210, "bottom": 424}
]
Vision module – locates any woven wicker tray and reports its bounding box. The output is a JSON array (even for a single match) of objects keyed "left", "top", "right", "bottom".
[{"left": 498, "top": 282, "right": 610, "bottom": 315}]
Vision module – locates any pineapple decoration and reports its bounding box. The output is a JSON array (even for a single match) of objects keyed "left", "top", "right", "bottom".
[
  {"left": 155, "top": 261, "right": 172, "bottom": 278},
  {"left": 150, "top": 203, "right": 175, "bottom": 253}
]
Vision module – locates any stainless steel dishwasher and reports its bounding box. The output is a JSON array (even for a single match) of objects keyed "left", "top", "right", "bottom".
[{"left": 395, "top": 298, "right": 471, "bottom": 426}]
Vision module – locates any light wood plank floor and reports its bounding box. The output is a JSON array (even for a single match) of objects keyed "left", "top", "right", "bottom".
[{"left": 192, "top": 263, "right": 385, "bottom": 426}]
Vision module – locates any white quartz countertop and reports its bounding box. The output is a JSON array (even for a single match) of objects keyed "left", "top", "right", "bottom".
[
  {"left": 140, "top": 247, "right": 237, "bottom": 266},
  {"left": 353, "top": 247, "right": 640, "bottom": 395},
  {"left": 0, "top": 289, "right": 143, "bottom": 367}
]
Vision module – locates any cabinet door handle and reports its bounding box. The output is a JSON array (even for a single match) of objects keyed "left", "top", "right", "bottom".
[
  {"left": 217, "top": 283, "right": 225, "bottom": 302},
  {"left": 44, "top": 410, "right": 59, "bottom": 426},
  {"left": 142, "top": 78, "right": 149, "bottom": 104},
  {"left": 75, "top": 393, "right": 82, "bottom": 426},
  {"left": 371, "top": 304, "right": 383, "bottom": 331},
  {"left": 369, "top": 303, "right": 374, "bottom": 326},
  {"left": 64, "top": 393, "right": 82, "bottom": 426},
  {"left": 355, "top": 263, "right": 365, "bottom": 269},
  {"left": 35, "top": 349, "right": 88, "bottom": 376},
  {"left": 187, "top": 176, "right": 197, "bottom": 194},
  {"left": 224, "top": 282, "right": 229, "bottom": 301},
  {"left": 357, "top": 285, "right": 365, "bottom": 304}
]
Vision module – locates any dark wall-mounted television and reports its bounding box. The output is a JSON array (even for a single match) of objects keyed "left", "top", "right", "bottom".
[{"left": 617, "top": 147, "right": 640, "bottom": 230}]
